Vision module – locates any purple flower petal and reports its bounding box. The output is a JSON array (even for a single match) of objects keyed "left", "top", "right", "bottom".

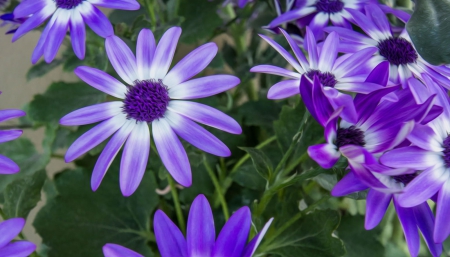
[
  {"left": 136, "top": 29, "right": 156, "bottom": 80},
  {"left": 152, "top": 118, "right": 191, "bottom": 187},
  {"left": 79, "top": 1, "right": 113, "bottom": 38},
  {"left": 0, "top": 110, "right": 25, "bottom": 123},
  {"left": 241, "top": 218, "right": 274, "bottom": 257},
  {"left": 120, "top": 122, "right": 150, "bottom": 197},
  {"left": 154, "top": 210, "right": 188, "bottom": 257},
  {"left": 311, "top": 75, "right": 333, "bottom": 126},
  {"left": 187, "top": 195, "right": 215, "bottom": 257},
  {"left": 366, "top": 4, "right": 392, "bottom": 38},
  {"left": 333, "top": 48, "right": 378, "bottom": 79},
  {"left": 434, "top": 179, "right": 450, "bottom": 243},
  {"left": 259, "top": 34, "right": 303, "bottom": 73},
  {"left": 91, "top": 120, "right": 135, "bottom": 192},
  {"left": 318, "top": 31, "right": 339, "bottom": 72},
  {"left": 60, "top": 101, "right": 123, "bottom": 126},
  {"left": 44, "top": 9, "right": 70, "bottom": 63},
  {"left": 12, "top": 4, "right": 56, "bottom": 42},
  {"left": 334, "top": 82, "right": 384, "bottom": 94},
  {"left": 168, "top": 101, "right": 242, "bottom": 134},
  {"left": 0, "top": 154, "right": 20, "bottom": 174},
  {"left": 331, "top": 171, "right": 368, "bottom": 197},
  {"left": 74, "top": 66, "right": 128, "bottom": 98},
  {"left": 394, "top": 200, "right": 420, "bottom": 257},
  {"left": 169, "top": 75, "right": 240, "bottom": 100},
  {"left": 346, "top": 8, "right": 384, "bottom": 41},
  {"left": 307, "top": 144, "right": 340, "bottom": 169},
  {"left": 0, "top": 241, "right": 36, "bottom": 257},
  {"left": 305, "top": 27, "right": 319, "bottom": 69},
  {"left": 309, "top": 12, "right": 329, "bottom": 40},
  {"left": 250, "top": 65, "right": 300, "bottom": 79},
  {"left": 380, "top": 146, "right": 442, "bottom": 170},
  {"left": 363, "top": 61, "right": 389, "bottom": 86},
  {"left": 0, "top": 218, "right": 25, "bottom": 248},
  {"left": 69, "top": 10, "right": 86, "bottom": 59},
  {"left": 0, "top": 130, "right": 22, "bottom": 144},
  {"left": 413, "top": 202, "right": 443, "bottom": 256},
  {"left": 365, "top": 190, "right": 391, "bottom": 229},
  {"left": 268, "top": 7, "right": 316, "bottom": 28},
  {"left": 87, "top": 0, "right": 141, "bottom": 10},
  {"left": 267, "top": 79, "right": 300, "bottom": 99},
  {"left": 299, "top": 75, "right": 318, "bottom": 123},
  {"left": 212, "top": 207, "right": 251, "bottom": 257},
  {"left": 323, "top": 87, "right": 357, "bottom": 124},
  {"left": 102, "top": 243, "right": 144, "bottom": 257},
  {"left": 105, "top": 35, "right": 138, "bottom": 85},
  {"left": 31, "top": 14, "right": 57, "bottom": 64},
  {"left": 407, "top": 124, "right": 443, "bottom": 152},
  {"left": 164, "top": 43, "right": 218, "bottom": 87},
  {"left": 324, "top": 26, "right": 377, "bottom": 46},
  {"left": 279, "top": 28, "right": 309, "bottom": 71},
  {"left": 13, "top": 0, "right": 48, "bottom": 18},
  {"left": 149, "top": 27, "right": 182, "bottom": 80}
]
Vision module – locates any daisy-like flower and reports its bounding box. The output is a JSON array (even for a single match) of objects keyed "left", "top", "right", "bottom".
[
  {"left": 60, "top": 27, "right": 242, "bottom": 196},
  {"left": 0, "top": 13, "right": 26, "bottom": 34},
  {"left": 154, "top": 194, "right": 273, "bottom": 257},
  {"left": 11, "top": 0, "right": 140, "bottom": 63},
  {"left": 0, "top": 218, "right": 36, "bottom": 256},
  {"left": 103, "top": 243, "right": 143, "bottom": 257},
  {"left": 0, "top": 102, "right": 25, "bottom": 175},
  {"left": 324, "top": 3, "right": 450, "bottom": 87}
]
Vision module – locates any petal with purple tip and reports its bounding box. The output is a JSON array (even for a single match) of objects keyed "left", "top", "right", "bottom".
[
  {"left": 380, "top": 146, "right": 442, "bottom": 170},
  {"left": 333, "top": 48, "right": 379, "bottom": 79},
  {"left": 87, "top": 0, "right": 140, "bottom": 10},
  {"left": 102, "top": 243, "right": 144, "bottom": 257},
  {"left": 309, "top": 12, "right": 329, "bottom": 40},
  {"left": 154, "top": 210, "right": 188, "bottom": 257},
  {"left": 250, "top": 65, "right": 300, "bottom": 79},
  {"left": 136, "top": 29, "right": 156, "bottom": 80},
  {"left": 12, "top": 4, "right": 56, "bottom": 42},
  {"left": 259, "top": 34, "right": 303, "bottom": 73},
  {"left": 267, "top": 79, "right": 300, "bottom": 99},
  {"left": 407, "top": 124, "right": 443, "bottom": 152},
  {"left": 44, "top": 9, "right": 70, "bottom": 63},
  {"left": 434, "top": 179, "right": 450, "bottom": 243},
  {"left": 331, "top": 171, "right": 368, "bottom": 197},
  {"left": 13, "top": 0, "right": 48, "bottom": 18},
  {"left": 311, "top": 76, "right": 333, "bottom": 126},
  {"left": 169, "top": 75, "right": 240, "bottom": 100},
  {"left": 241, "top": 218, "right": 274, "bottom": 257},
  {"left": 365, "top": 190, "right": 391, "bottom": 229},
  {"left": 0, "top": 218, "right": 25, "bottom": 248},
  {"left": 318, "top": 31, "right": 339, "bottom": 72},
  {"left": 307, "top": 144, "right": 340, "bottom": 169},
  {"left": 187, "top": 195, "right": 215, "bottom": 257},
  {"left": 0, "top": 130, "right": 22, "bottom": 144},
  {"left": 0, "top": 241, "right": 36, "bottom": 257},
  {"left": 279, "top": 29, "right": 309, "bottom": 71},
  {"left": 366, "top": 4, "right": 392, "bottom": 38},
  {"left": 305, "top": 27, "right": 319, "bottom": 69},
  {"left": 394, "top": 200, "right": 420, "bottom": 257},
  {"left": 149, "top": 27, "right": 182, "bottom": 79},
  {"left": 105, "top": 35, "right": 138, "bottom": 85},
  {"left": 412, "top": 203, "right": 442, "bottom": 257},
  {"left": 346, "top": 8, "right": 384, "bottom": 40},
  {"left": 268, "top": 7, "right": 316, "bottom": 28},
  {"left": 60, "top": 101, "right": 123, "bottom": 126},
  {"left": 70, "top": 10, "right": 86, "bottom": 60},
  {"left": 79, "top": 1, "right": 113, "bottom": 38},
  {"left": 0, "top": 110, "right": 25, "bottom": 123},
  {"left": 0, "top": 154, "right": 20, "bottom": 175},
  {"left": 31, "top": 13, "right": 57, "bottom": 64},
  {"left": 74, "top": 66, "right": 128, "bottom": 99}
]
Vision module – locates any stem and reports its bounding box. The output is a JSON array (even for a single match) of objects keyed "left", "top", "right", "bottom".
[
  {"left": 230, "top": 136, "right": 277, "bottom": 175},
  {"left": 167, "top": 176, "right": 185, "bottom": 234},
  {"left": 204, "top": 155, "right": 230, "bottom": 220},
  {"left": 145, "top": 0, "right": 157, "bottom": 29},
  {"left": 0, "top": 208, "right": 6, "bottom": 220}
]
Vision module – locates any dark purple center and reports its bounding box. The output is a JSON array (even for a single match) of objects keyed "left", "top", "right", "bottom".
[
  {"left": 123, "top": 80, "right": 170, "bottom": 122},
  {"left": 377, "top": 37, "right": 418, "bottom": 66},
  {"left": 306, "top": 69, "right": 337, "bottom": 88},
  {"left": 315, "top": 0, "right": 345, "bottom": 14},
  {"left": 55, "top": 0, "right": 83, "bottom": 9},
  {"left": 336, "top": 126, "right": 365, "bottom": 148},
  {"left": 443, "top": 136, "right": 450, "bottom": 167},
  {"left": 392, "top": 173, "right": 417, "bottom": 185}
]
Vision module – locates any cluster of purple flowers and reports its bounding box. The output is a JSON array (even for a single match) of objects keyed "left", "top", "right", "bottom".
[{"left": 252, "top": 1, "right": 450, "bottom": 256}]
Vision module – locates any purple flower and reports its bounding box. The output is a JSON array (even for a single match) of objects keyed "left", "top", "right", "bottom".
[
  {"left": 251, "top": 27, "right": 386, "bottom": 100},
  {"left": 0, "top": 218, "right": 36, "bottom": 256},
  {"left": 0, "top": 104, "right": 25, "bottom": 175},
  {"left": 0, "top": 13, "right": 26, "bottom": 34},
  {"left": 11, "top": 0, "right": 140, "bottom": 64},
  {"left": 60, "top": 27, "right": 242, "bottom": 196},
  {"left": 103, "top": 243, "right": 143, "bottom": 257},
  {"left": 154, "top": 194, "right": 273, "bottom": 257}
]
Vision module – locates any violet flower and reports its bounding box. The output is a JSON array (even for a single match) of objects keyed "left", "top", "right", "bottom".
[
  {"left": 0, "top": 13, "right": 26, "bottom": 34},
  {"left": 103, "top": 243, "right": 143, "bottom": 257},
  {"left": 60, "top": 27, "right": 242, "bottom": 196},
  {"left": 0, "top": 218, "right": 36, "bottom": 257},
  {"left": 154, "top": 194, "right": 273, "bottom": 257},
  {"left": 11, "top": 0, "right": 140, "bottom": 63},
  {"left": 0, "top": 103, "right": 25, "bottom": 175}
]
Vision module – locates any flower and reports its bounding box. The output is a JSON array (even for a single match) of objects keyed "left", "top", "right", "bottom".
[
  {"left": 103, "top": 243, "right": 143, "bottom": 257},
  {"left": 0, "top": 218, "right": 36, "bottom": 256},
  {"left": 0, "top": 13, "right": 26, "bottom": 34},
  {"left": 60, "top": 27, "right": 242, "bottom": 196},
  {"left": 12, "top": 0, "right": 140, "bottom": 63},
  {"left": 0, "top": 103, "right": 25, "bottom": 175},
  {"left": 154, "top": 194, "right": 273, "bottom": 257}
]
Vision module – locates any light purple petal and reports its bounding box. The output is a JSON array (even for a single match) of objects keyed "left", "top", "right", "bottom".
[
  {"left": 105, "top": 35, "right": 138, "bottom": 85},
  {"left": 323, "top": 87, "right": 358, "bottom": 124},
  {"left": 259, "top": 34, "right": 303, "bottom": 73},
  {"left": 168, "top": 101, "right": 241, "bottom": 134},
  {"left": 241, "top": 218, "right": 273, "bottom": 257},
  {"left": 169, "top": 75, "right": 240, "bottom": 100},
  {"left": 0, "top": 218, "right": 25, "bottom": 249},
  {"left": 60, "top": 101, "right": 123, "bottom": 126},
  {"left": 13, "top": 0, "right": 48, "bottom": 18},
  {"left": 250, "top": 65, "right": 300, "bottom": 79},
  {"left": 74, "top": 66, "right": 128, "bottom": 98},
  {"left": 334, "top": 82, "right": 384, "bottom": 94},
  {"left": 324, "top": 26, "right": 377, "bottom": 45},
  {"left": 65, "top": 114, "right": 127, "bottom": 162},
  {"left": 380, "top": 146, "right": 442, "bottom": 170},
  {"left": 331, "top": 171, "right": 368, "bottom": 197},
  {"left": 268, "top": 7, "right": 316, "bottom": 28},
  {"left": 87, "top": 0, "right": 140, "bottom": 10},
  {"left": 366, "top": 4, "right": 392, "bottom": 38},
  {"left": 394, "top": 200, "right": 420, "bottom": 257},
  {"left": 279, "top": 28, "right": 309, "bottom": 71},
  {"left": 102, "top": 243, "right": 144, "bottom": 257},
  {"left": 70, "top": 10, "right": 86, "bottom": 59},
  {"left": 305, "top": 27, "right": 319, "bottom": 69},
  {"left": 152, "top": 118, "right": 191, "bottom": 187},
  {"left": 212, "top": 207, "right": 251, "bottom": 257},
  {"left": 307, "top": 144, "right": 340, "bottom": 169},
  {"left": 187, "top": 195, "right": 215, "bottom": 257},
  {"left": 413, "top": 203, "right": 443, "bottom": 256},
  {"left": 164, "top": 43, "right": 218, "bottom": 87},
  {"left": 0, "top": 110, "right": 26, "bottom": 123},
  {"left": 0, "top": 130, "right": 22, "bottom": 144},
  {"left": 0, "top": 241, "right": 36, "bottom": 257},
  {"left": 31, "top": 13, "right": 57, "bottom": 64},
  {"left": 165, "top": 111, "right": 230, "bottom": 157},
  {"left": 136, "top": 29, "right": 156, "bottom": 80},
  {"left": 434, "top": 179, "right": 450, "bottom": 243},
  {"left": 91, "top": 120, "right": 135, "bottom": 192},
  {"left": 44, "top": 9, "right": 70, "bottom": 63},
  {"left": 149, "top": 27, "right": 182, "bottom": 79},
  {"left": 365, "top": 190, "right": 391, "bottom": 229},
  {"left": 333, "top": 47, "right": 378, "bottom": 78},
  {"left": 79, "top": 1, "right": 113, "bottom": 38},
  {"left": 407, "top": 124, "right": 443, "bottom": 152},
  {"left": 154, "top": 210, "right": 188, "bottom": 257},
  {"left": 267, "top": 79, "right": 300, "bottom": 99},
  {"left": 309, "top": 12, "right": 329, "bottom": 40},
  {"left": 12, "top": 4, "right": 56, "bottom": 42},
  {"left": 120, "top": 122, "right": 150, "bottom": 197},
  {"left": 0, "top": 154, "right": 20, "bottom": 174},
  {"left": 318, "top": 31, "right": 339, "bottom": 72},
  {"left": 346, "top": 8, "right": 384, "bottom": 40}
]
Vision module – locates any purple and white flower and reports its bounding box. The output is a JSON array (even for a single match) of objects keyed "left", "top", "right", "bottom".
[
  {"left": 0, "top": 102, "right": 25, "bottom": 175},
  {"left": 12, "top": 0, "right": 140, "bottom": 63},
  {"left": 154, "top": 194, "right": 273, "bottom": 257},
  {"left": 0, "top": 218, "right": 36, "bottom": 257},
  {"left": 103, "top": 243, "right": 143, "bottom": 257},
  {"left": 60, "top": 27, "right": 242, "bottom": 196}
]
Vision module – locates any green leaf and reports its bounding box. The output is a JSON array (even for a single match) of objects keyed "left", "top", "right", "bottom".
[
  {"left": 232, "top": 163, "right": 266, "bottom": 191},
  {"left": 3, "top": 169, "right": 46, "bottom": 219},
  {"left": 28, "top": 81, "right": 106, "bottom": 125},
  {"left": 337, "top": 214, "right": 384, "bottom": 257},
  {"left": 273, "top": 102, "right": 306, "bottom": 153},
  {"left": 266, "top": 210, "right": 345, "bottom": 257},
  {"left": 239, "top": 147, "right": 273, "bottom": 181},
  {"left": 34, "top": 167, "right": 158, "bottom": 257},
  {"left": 26, "top": 59, "right": 64, "bottom": 81},
  {"left": 238, "top": 99, "right": 283, "bottom": 130},
  {"left": 406, "top": 0, "right": 450, "bottom": 65}
]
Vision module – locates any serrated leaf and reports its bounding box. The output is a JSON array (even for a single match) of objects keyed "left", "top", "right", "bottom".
[
  {"left": 239, "top": 147, "right": 273, "bottom": 181},
  {"left": 3, "top": 169, "right": 46, "bottom": 218},
  {"left": 26, "top": 59, "right": 64, "bottom": 81}
]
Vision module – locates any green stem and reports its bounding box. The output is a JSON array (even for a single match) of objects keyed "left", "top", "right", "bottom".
[
  {"left": 168, "top": 176, "right": 186, "bottom": 234},
  {"left": 145, "top": 0, "right": 157, "bottom": 29},
  {"left": 0, "top": 208, "right": 6, "bottom": 220},
  {"left": 204, "top": 155, "right": 230, "bottom": 220},
  {"left": 230, "top": 136, "right": 277, "bottom": 175}
]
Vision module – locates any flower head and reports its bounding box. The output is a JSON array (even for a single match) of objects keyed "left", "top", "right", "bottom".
[
  {"left": 60, "top": 27, "right": 242, "bottom": 196},
  {"left": 12, "top": 0, "right": 140, "bottom": 63},
  {"left": 0, "top": 101, "right": 25, "bottom": 174},
  {"left": 0, "top": 218, "right": 36, "bottom": 256},
  {"left": 154, "top": 194, "right": 273, "bottom": 257}
]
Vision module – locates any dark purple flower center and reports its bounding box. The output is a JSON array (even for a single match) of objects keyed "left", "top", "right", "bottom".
[
  {"left": 55, "top": 0, "right": 83, "bottom": 9},
  {"left": 306, "top": 69, "right": 337, "bottom": 88},
  {"left": 123, "top": 80, "right": 170, "bottom": 123},
  {"left": 443, "top": 136, "right": 450, "bottom": 167},
  {"left": 315, "top": 0, "right": 345, "bottom": 14},
  {"left": 377, "top": 37, "right": 418, "bottom": 66},
  {"left": 392, "top": 173, "right": 417, "bottom": 185},
  {"left": 336, "top": 126, "right": 365, "bottom": 148}
]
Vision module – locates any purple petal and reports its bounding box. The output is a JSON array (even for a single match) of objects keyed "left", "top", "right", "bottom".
[
  {"left": 267, "top": 79, "right": 300, "bottom": 99},
  {"left": 299, "top": 75, "right": 318, "bottom": 123},
  {"left": 307, "top": 144, "right": 340, "bottom": 169},
  {"left": 74, "top": 66, "right": 128, "bottom": 98},
  {"left": 31, "top": 13, "right": 57, "bottom": 64},
  {"left": 279, "top": 28, "right": 309, "bottom": 71},
  {"left": 380, "top": 146, "right": 442, "bottom": 170},
  {"left": 323, "top": 87, "right": 357, "bottom": 123},
  {"left": 412, "top": 203, "right": 443, "bottom": 256},
  {"left": 44, "top": 9, "right": 70, "bottom": 63},
  {"left": 331, "top": 171, "right": 368, "bottom": 197},
  {"left": 13, "top": 0, "right": 48, "bottom": 18},
  {"left": 250, "top": 65, "right": 300, "bottom": 79},
  {"left": 69, "top": 10, "right": 86, "bottom": 59},
  {"left": 105, "top": 35, "right": 138, "bottom": 85},
  {"left": 152, "top": 118, "right": 191, "bottom": 187},
  {"left": 0, "top": 241, "right": 36, "bottom": 257},
  {"left": 0, "top": 109, "right": 25, "bottom": 123},
  {"left": 394, "top": 200, "right": 420, "bottom": 257},
  {"left": 212, "top": 207, "right": 251, "bottom": 257},
  {"left": 0, "top": 218, "right": 25, "bottom": 248},
  {"left": 65, "top": 114, "right": 127, "bottom": 162},
  {"left": 87, "top": 0, "right": 141, "bottom": 10},
  {"left": 380, "top": 4, "right": 410, "bottom": 23},
  {"left": 333, "top": 48, "right": 378, "bottom": 79},
  {"left": 136, "top": 29, "right": 156, "bottom": 80},
  {"left": 365, "top": 190, "right": 391, "bottom": 229},
  {"left": 346, "top": 8, "right": 384, "bottom": 40},
  {"left": 149, "top": 27, "right": 182, "bottom": 79},
  {"left": 434, "top": 179, "right": 450, "bottom": 243},
  {"left": 366, "top": 4, "right": 392, "bottom": 38},
  {"left": 187, "top": 195, "right": 215, "bottom": 257},
  {"left": 12, "top": 4, "right": 56, "bottom": 42},
  {"left": 407, "top": 124, "right": 443, "bottom": 152},
  {"left": 268, "top": 7, "right": 316, "bottom": 28},
  {"left": 164, "top": 43, "right": 218, "bottom": 87},
  {"left": 318, "top": 31, "right": 339, "bottom": 72},
  {"left": 364, "top": 61, "right": 389, "bottom": 86},
  {"left": 91, "top": 120, "right": 135, "bottom": 192},
  {"left": 102, "top": 243, "right": 144, "bottom": 257},
  {"left": 154, "top": 210, "right": 188, "bottom": 257},
  {"left": 0, "top": 154, "right": 20, "bottom": 174},
  {"left": 311, "top": 75, "right": 333, "bottom": 126},
  {"left": 79, "top": 1, "right": 113, "bottom": 38},
  {"left": 334, "top": 82, "right": 384, "bottom": 94},
  {"left": 168, "top": 101, "right": 242, "bottom": 134},
  {"left": 169, "top": 75, "right": 240, "bottom": 100},
  {"left": 324, "top": 26, "right": 377, "bottom": 45},
  {"left": 60, "top": 101, "right": 123, "bottom": 126},
  {"left": 324, "top": 107, "right": 342, "bottom": 143},
  {"left": 259, "top": 34, "right": 303, "bottom": 73},
  {"left": 241, "top": 218, "right": 273, "bottom": 257},
  {"left": 305, "top": 27, "right": 319, "bottom": 69},
  {"left": 0, "top": 130, "right": 22, "bottom": 143},
  {"left": 120, "top": 122, "right": 150, "bottom": 197},
  {"left": 309, "top": 12, "right": 329, "bottom": 40}
]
